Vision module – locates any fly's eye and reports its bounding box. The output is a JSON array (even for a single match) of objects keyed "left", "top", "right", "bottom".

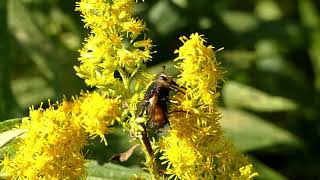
[{"left": 158, "top": 75, "right": 168, "bottom": 81}]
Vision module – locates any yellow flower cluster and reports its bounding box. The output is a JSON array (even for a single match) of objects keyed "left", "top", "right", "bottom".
[
  {"left": 75, "top": 0, "right": 153, "bottom": 89},
  {"left": 75, "top": 1, "right": 156, "bottom": 176},
  {"left": 2, "top": 0, "right": 258, "bottom": 178},
  {"left": 77, "top": 91, "right": 121, "bottom": 144},
  {"left": 2, "top": 102, "right": 86, "bottom": 180},
  {"left": 175, "top": 33, "right": 224, "bottom": 109},
  {"left": 159, "top": 33, "right": 257, "bottom": 179},
  {"left": 2, "top": 91, "right": 121, "bottom": 179}
]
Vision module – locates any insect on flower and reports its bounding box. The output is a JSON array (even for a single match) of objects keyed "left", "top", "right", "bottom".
[{"left": 143, "top": 67, "right": 184, "bottom": 129}]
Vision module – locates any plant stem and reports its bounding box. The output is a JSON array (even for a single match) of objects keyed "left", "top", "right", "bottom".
[
  {"left": 119, "top": 65, "right": 159, "bottom": 178},
  {"left": 140, "top": 124, "right": 160, "bottom": 179},
  {"left": 118, "top": 67, "right": 131, "bottom": 98},
  {"left": 129, "top": 64, "right": 141, "bottom": 81}
]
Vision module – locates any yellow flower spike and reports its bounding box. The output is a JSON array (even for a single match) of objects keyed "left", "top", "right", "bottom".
[
  {"left": 76, "top": 0, "right": 153, "bottom": 89},
  {"left": 1, "top": 90, "right": 123, "bottom": 179},
  {"left": 174, "top": 33, "right": 224, "bottom": 99},
  {"left": 159, "top": 33, "right": 257, "bottom": 179},
  {"left": 77, "top": 0, "right": 158, "bottom": 176},
  {"left": 78, "top": 91, "right": 121, "bottom": 144},
  {"left": 2, "top": 101, "right": 87, "bottom": 180}
]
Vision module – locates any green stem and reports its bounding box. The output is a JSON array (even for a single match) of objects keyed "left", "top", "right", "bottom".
[
  {"left": 129, "top": 64, "right": 141, "bottom": 81},
  {"left": 118, "top": 68, "right": 131, "bottom": 97},
  {"left": 140, "top": 125, "right": 160, "bottom": 179},
  {"left": 118, "top": 64, "right": 159, "bottom": 178}
]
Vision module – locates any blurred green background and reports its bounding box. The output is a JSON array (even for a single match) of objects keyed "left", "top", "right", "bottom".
[{"left": 1, "top": 0, "right": 320, "bottom": 179}]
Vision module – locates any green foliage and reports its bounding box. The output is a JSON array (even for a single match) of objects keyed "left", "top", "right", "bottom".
[
  {"left": 0, "top": 129, "right": 25, "bottom": 149},
  {"left": 0, "top": 119, "right": 24, "bottom": 159},
  {"left": 250, "top": 157, "right": 288, "bottom": 180},
  {"left": 86, "top": 160, "right": 151, "bottom": 180},
  {"left": 12, "top": 77, "right": 54, "bottom": 108},
  {"left": 0, "top": 118, "right": 21, "bottom": 133},
  {"left": 1, "top": 0, "right": 320, "bottom": 179},
  {"left": 220, "top": 108, "right": 300, "bottom": 152},
  {"left": 85, "top": 127, "right": 144, "bottom": 167},
  {"left": 223, "top": 81, "right": 298, "bottom": 112}
]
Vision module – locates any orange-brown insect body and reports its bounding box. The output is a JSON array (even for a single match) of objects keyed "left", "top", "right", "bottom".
[{"left": 144, "top": 74, "right": 172, "bottom": 129}]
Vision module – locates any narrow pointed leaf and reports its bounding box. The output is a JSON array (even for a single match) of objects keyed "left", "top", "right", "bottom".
[
  {"left": 220, "top": 108, "right": 301, "bottom": 152},
  {"left": 223, "top": 81, "right": 297, "bottom": 112},
  {"left": 0, "top": 118, "right": 21, "bottom": 133},
  {"left": 0, "top": 129, "right": 26, "bottom": 148},
  {"left": 250, "top": 157, "right": 288, "bottom": 180}
]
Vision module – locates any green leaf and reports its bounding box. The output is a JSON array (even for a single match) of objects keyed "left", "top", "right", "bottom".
[
  {"left": 254, "top": 39, "right": 308, "bottom": 85},
  {"left": 85, "top": 126, "right": 144, "bottom": 166},
  {"left": 8, "top": 0, "right": 82, "bottom": 97},
  {"left": 0, "top": 138, "right": 18, "bottom": 160},
  {"left": 255, "top": 0, "right": 283, "bottom": 20},
  {"left": 0, "top": 118, "right": 21, "bottom": 133},
  {"left": 220, "top": 108, "right": 301, "bottom": 152},
  {"left": 85, "top": 160, "right": 151, "bottom": 180},
  {"left": 148, "top": 0, "right": 185, "bottom": 35},
  {"left": 8, "top": 0, "right": 55, "bottom": 80},
  {"left": 11, "top": 77, "right": 54, "bottom": 108},
  {"left": 220, "top": 10, "right": 259, "bottom": 33},
  {"left": 223, "top": 81, "right": 297, "bottom": 112},
  {"left": 298, "top": 0, "right": 320, "bottom": 91},
  {"left": 0, "top": 119, "right": 23, "bottom": 158},
  {"left": 0, "top": 129, "right": 26, "bottom": 149},
  {"left": 250, "top": 157, "right": 288, "bottom": 180},
  {"left": 221, "top": 50, "right": 257, "bottom": 69}
]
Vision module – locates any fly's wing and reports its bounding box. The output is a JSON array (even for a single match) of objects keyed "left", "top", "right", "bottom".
[
  {"left": 144, "top": 82, "right": 157, "bottom": 100},
  {"left": 140, "top": 82, "right": 157, "bottom": 117},
  {"left": 147, "top": 93, "right": 157, "bottom": 116}
]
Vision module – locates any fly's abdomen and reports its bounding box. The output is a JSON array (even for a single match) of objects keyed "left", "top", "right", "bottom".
[{"left": 150, "top": 104, "right": 167, "bottom": 128}]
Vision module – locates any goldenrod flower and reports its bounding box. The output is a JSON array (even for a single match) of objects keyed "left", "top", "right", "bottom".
[
  {"left": 78, "top": 91, "right": 121, "bottom": 144},
  {"left": 2, "top": 102, "right": 87, "bottom": 180},
  {"left": 175, "top": 33, "right": 224, "bottom": 108},
  {"left": 75, "top": 0, "right": 153, "bottom": 89},
  {"left": 159, "top": 33, "right": 257, "bottom": 179},
  {"left": 75, "top": 0, "right": 158, "bottom": 177},
  {"left": 1, "top": 91, "right": 122, "bottom": 179},
  {"left": 2, "top": 0, "right": 258, "bottom": 179}
]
